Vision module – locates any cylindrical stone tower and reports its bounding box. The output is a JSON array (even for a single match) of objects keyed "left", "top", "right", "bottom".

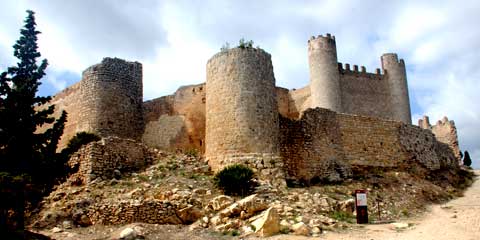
[
  {"left": 205, "top": 48, "right": 280, "bottom": 172},
  {"left": 381, "top": 53, "right": 412, "bottom": 124},
  {"left": 78, "top": 57, "right": 144, "bottom": 139},
  {"left": 308, "top": 34, "right": 342, "bottom": 112}
]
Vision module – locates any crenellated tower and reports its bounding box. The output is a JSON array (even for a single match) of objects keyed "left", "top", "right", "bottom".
[
  {"left": 308, "top": 34, "right": 342, "bottom": 112},
  {"left": 78, "top": 57, "right": 144, "bottom": 140},
  {"left": 381, "top": 53, "right": 412, "bottom": 123}
]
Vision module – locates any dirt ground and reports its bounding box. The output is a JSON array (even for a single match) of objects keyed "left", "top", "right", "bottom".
[{"left": 266, "top": 170, "right": 480, "bottom": 240}]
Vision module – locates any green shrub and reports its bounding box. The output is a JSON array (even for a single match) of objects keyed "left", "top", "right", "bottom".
[
  {"left": 238, "top": 38, "right": 254, "bottom": 49},
  {"left": 214, "top": 164, "right": 255, "bottom": 196},
  {"left": 184, "top": 148, "right": 198, "bottom": 158}
]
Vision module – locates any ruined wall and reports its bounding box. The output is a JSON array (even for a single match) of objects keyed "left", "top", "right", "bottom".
[
  {"left": 142, "top": 83, "right": 206, "bottom": 152},
  {"left": 280, "top": 108, "right": 459, "bottom": 182},
  {"left": 205, "top": 48, "right": 281, "bottom": 172},
  {"left": 418, "top": 116, "right": 461, "bottom": 161},
  {"left": 68, "top": 137, "right": 154, "bottom": 184}
]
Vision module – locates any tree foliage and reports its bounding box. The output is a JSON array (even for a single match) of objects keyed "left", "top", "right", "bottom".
[
  {"left": 463, "top": 150, "right": 472, "bottom": 167},
  {"left": 0, "top": 10, "right": 67, "bottom": 236}
]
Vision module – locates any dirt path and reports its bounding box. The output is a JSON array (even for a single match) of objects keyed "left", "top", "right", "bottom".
[{"left": 268, "top": 170, "right": 480, "bottom": 240}]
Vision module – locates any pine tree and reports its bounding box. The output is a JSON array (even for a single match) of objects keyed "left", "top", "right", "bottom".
[
  {"left": 0, "top": 10, "right": 67, "bottom": 236},
  {"left": 463, "top": 151, "right": 472, "bottom": 167}
]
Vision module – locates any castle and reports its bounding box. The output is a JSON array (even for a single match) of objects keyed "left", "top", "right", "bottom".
[{"left": 45, "top": 34, "right": 461, "bottom": 184}]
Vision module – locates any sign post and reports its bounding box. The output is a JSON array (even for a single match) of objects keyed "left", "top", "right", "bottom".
[{"left": 355, "top": 189, "right": 368, "bottom": 224}]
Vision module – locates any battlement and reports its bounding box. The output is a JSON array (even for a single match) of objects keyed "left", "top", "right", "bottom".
[
  {"left": 308, "top": 33, "right": 336, "bottom": 42},
  {"left": 381, "top": 53, "right": 405, "bottom": 70},
  {"left": 337, "top": 62, "right": 384, "bottom": 77},
  {"left": 307, "top": 33, "right": 336, "bottom": 51}
]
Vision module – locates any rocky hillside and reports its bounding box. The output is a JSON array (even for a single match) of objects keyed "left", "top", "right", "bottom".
[{"left": 28, "top": 144, "right": 473, "bottom": 239}]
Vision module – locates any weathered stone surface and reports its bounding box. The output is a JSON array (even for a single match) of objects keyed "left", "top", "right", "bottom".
[
  {"left": 218, "top": 194, "right": 268, "bottom": 220},
  {"left": 250, "top": 207, "right": 280, "bottom": 237},
  {"left": 177, "top": 206, "right": 203, "bottom": 224},
  {"left": 291, "top": 222, "right": 310, "bottom": 236},
  {"left": 338, "top": 199, "right": 355, "bottom": 214},
  {"left": 119, "top": 227, "right": 137, "bottom": 240},
  {"left": 205, "top": 48, "right": 280, "bottom": 172},
  {"left": 205, "top": 195, "right": 234, "bottom": 212},
  {"left": 67, "top": 137, "right": 154, "bottom": 185}
]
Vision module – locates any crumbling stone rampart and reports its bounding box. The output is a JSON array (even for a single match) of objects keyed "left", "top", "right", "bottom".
[
  {"left": 68, "top": 137, "right": 154, "bottom": 184},
  {"left": 280, "top": 108, "right": 459, "bottom": 183},
  {"left": 418, "top": 115, "right": 461, "bottom": 161}
]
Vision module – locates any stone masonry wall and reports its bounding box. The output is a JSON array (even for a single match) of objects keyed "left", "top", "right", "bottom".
[
  {"left": 38, "top": 58, "right": 144, "bottom": 150},
  {"left": 68, "top": 137, "right": 154, "bottom": 184},
  {"left": 79, "top": 58, "right": 144, "bottom": 140},
  {"left": 36, "top": 82, "right": 82, "bottom": 149},
  {"left": 337, "top": 114, "right": 404, "bottom": 169},
  {"left": 88, "top": 200, "right": 182, "bottom": 225},
  {"left": 338, "top": 65, "right": 393, "bottom": 120},
  {"left": 280, "top": 108, "right": 459, "bottom": 182},
  {"left": 205, "top": 48, "right": 280, "bottom": 172},
  {"left": 279, "top": 108, "right": 351, "bottom": 183},
  {"left": 142, "top": 83, "right": 206, "bottom": 152}
]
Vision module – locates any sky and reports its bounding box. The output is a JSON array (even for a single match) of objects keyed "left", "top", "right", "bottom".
[{"left": 0, "top": 0, "right": 478, "bottom": 168}]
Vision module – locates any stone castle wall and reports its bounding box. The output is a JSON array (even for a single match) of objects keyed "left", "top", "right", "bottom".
[
  {"left": 280, "top": 108, "right": 458, "bottom": 183},
  {"left": 419, "top": 116, "right": 461, "bottom": 161},
  {"left": 79, "top": 58, "right": 144, "bottom": 140},
  {"left": 39, "top": 58, "right": 144, "bottom": 149},
  {"left": 43, "top": 34, "right": 460, "bottom": 185},
  {"left": 308, "top": 34, "right": 342, "bottom": 112},
  {"left": 305, "top": 34, "right": 411, "bottom": 124},
  {"left": 38, "top": 82, "right": 82, "bottom": 149},
  {"left": 338, "top": 65, "right": 392, "bottom": 120},
  {"left": 205, "top": 48, "right": 280, "bottom": 172},
  {"left": 142, "top": 84, "right": 206, "bottom": 152}
]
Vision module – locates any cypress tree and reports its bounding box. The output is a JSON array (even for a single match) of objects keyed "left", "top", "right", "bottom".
[
  {"left": 463, "top": 151, "right": 472, "bottom": 167},
  {"left": 0, "top": 10, "right": 67, "bottom": 236}
]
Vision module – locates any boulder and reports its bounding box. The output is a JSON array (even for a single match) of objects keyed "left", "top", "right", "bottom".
[
  {"left": 291, "top": 222, "right": 310, "bottom": 236},
  {"left": 177, "top": 205, "right": 203, "bottom": 224},
  {"left": 205, "top": 195, "right": 234, "bottom": 211},
  {"left": 119, "top": 227, "right": 137, "bottom": 240},
  {"left": 391, "top": 222, "right": 409, "bottom": 229},
  {"left": 338, "top": 198, "right": 355, "bottom": 214},
  {"left": 250, "top": 207, "right": 280, "bottom": 237}
]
